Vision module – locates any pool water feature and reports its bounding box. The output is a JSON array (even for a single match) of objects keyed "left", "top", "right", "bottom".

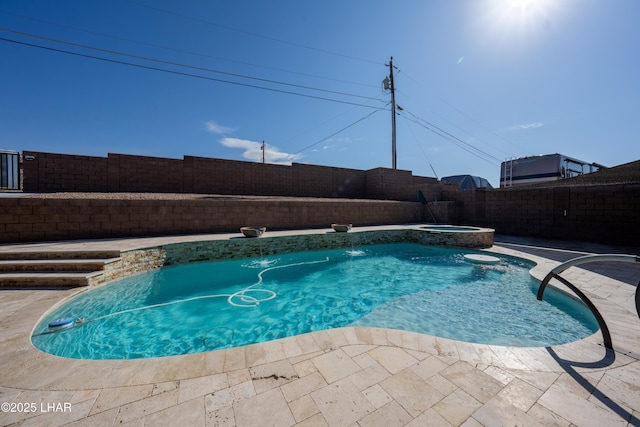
[{"left": 32, "top": 243, "right": 599, "bottom": 360}]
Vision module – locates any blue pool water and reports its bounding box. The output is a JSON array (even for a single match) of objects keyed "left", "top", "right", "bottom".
[{"left": 32, "top": 243, "right": 599, "bottom": 360}]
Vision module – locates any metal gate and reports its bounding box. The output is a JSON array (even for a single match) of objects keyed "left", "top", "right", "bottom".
[{"left": 0, "top": 150, "right": 20, "bottom": 190}]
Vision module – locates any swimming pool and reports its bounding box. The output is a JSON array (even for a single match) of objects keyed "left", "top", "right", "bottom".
[{"left": 32, "top": 243, "right": 599, "bottom": 359}]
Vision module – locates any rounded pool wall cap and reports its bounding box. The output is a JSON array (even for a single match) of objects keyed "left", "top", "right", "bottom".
[
  {"left": 240, "top": 226, "right": 266, "bottom": 238},
  {"left": 48, "top": 317, "right": 75, "bottom": 330},
  {"left": 331, "top": 223, "right": 352, "bottom": 232},
  {"left": 464, "top": 254, "right": 500, "bottom": 265}
]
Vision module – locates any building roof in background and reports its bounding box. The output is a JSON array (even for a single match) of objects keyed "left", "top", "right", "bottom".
[{"left": 441, "top": 175, "right": 493, "bottom": 190}]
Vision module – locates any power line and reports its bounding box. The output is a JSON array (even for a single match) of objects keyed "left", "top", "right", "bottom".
[
  {"left": 1, "top": 28, "right": 383, "bottom": 103},
  {"left": 0, "top": 10, "right": 380, "bottom": 89},
  {"left": 294, "top": 106, "right": 387, "bottom": 154},
  {"left": 122, "top": 0, "right": 381, "bottom": 66},
  {"left": 398, "top": 108, "right": 501, "bottom": 165},
  {"left": 401, "top": 118, "right": 439, "bottom": 178},
  {"left": 0, "top": 36, "right": 384, "bottom": 109}
]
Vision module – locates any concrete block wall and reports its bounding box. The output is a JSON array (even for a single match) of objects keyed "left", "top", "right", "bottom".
[
  {"left": 0, "top": 197, "right": 427, "bottom": 243},
  {"left": 109, "top": 154, "right": 184, "bottom": 193},
  {"left": 445, "top": 184, "right": 640, "bottom": 246},
  {"left": 15, "top": 150, "right": 639, "bottom": 246},
  {"left": 364, "top": 168, "right": 414, "bottom": 200},
  {"left": 21, "top": 151, "right": 447, "bottom": 202},
  {"left": 23, "top": 152, "right": 108, "bottom": 192}
]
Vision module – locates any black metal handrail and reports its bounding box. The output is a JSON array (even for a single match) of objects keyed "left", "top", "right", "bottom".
[{"left": 537, "top": 254, "right": 639, "bottom": 350}]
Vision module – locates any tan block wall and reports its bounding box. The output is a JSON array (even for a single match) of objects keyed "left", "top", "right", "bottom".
[{"left": 0, "top": 197, "right": 426, "bottom": 243}]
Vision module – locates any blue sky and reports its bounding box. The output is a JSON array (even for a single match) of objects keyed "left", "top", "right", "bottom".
[{"left": 2, "top": 0, "right": 638, "bottom": 187}]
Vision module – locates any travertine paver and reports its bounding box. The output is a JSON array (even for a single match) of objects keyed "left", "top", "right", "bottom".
[{"left": 0, "top": 229, "right": 639, "bottom": 426}]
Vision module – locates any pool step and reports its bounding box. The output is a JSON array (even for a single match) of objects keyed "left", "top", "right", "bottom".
[
  {"left": 0, "top": 258, "right": 121, "bottom": 273},
  {"left": 0, "top": 250, "right": 121, "bottom": 261},
  {"left": 0, "top": 251, "right": 122, "bottom": 289},
  {"left": 0, "top": 272, "right": 97, "bottom": 288}
]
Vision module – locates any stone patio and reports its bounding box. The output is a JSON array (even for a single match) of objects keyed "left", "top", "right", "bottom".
[{"left": 1, "top": 228, "right": 639, "bottom": 426}]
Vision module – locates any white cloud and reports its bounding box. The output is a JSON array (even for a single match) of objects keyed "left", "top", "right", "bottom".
[
  {"left": 204, "top": 121, "right": 235, "bottom": 135},
  {"left": 518, "top": 122, "right": 544, "bottom": 130},
  {"left": 220, "top": 138, "right": 302, "bottom": 165}
]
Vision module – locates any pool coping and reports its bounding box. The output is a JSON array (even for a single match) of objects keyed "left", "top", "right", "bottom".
[{"left": 1, "top": 225, "right": 639, "bottom": 425}]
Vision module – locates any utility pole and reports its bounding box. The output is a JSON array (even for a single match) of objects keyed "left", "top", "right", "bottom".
[
  {"left": 386, "top": 57, "right": 397, "bottom": 169},
  {"left": 261, "top": 140, "right": 265, "bottom": 164}
]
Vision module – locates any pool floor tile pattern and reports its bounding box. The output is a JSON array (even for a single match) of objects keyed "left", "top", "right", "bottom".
[{"left": 1, "top": 228, "right": 639, "bottom": 426}]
